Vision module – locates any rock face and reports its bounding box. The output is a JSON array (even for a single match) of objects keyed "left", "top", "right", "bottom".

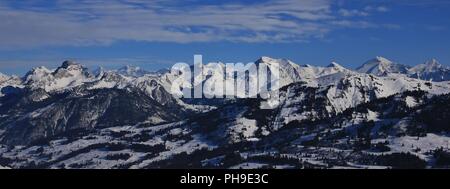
[
  {"left": 0, "top": 87, "right": 187, "bottom": 145},
  {"left": 0, "top": 58, "right": 450, "bottom": 169}
]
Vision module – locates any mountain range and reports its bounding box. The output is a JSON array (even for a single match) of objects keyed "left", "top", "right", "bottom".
[
  {"left": 356, "top": 56, "right": 450, "bottom": 81},
  {"left": 1, "top": 56, "right": 450, "bottom": 169}
]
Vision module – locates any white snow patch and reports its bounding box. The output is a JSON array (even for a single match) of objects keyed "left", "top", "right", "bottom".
[
  {"left": 388, "top": 133, "right": 450, "bottom": 160},
  {"left": 366, "top": 110, "right": 379, "bottom": 121},
  {"left": 405, "top": 96, "right": 418, "bottom": 108}
]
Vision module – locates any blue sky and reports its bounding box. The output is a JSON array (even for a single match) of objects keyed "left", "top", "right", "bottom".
[{"left": 0, "top": 0, "right": 450, "bottom": 75}]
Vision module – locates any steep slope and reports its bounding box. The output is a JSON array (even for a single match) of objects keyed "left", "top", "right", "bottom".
[{"left": 267, "top": 73, "right": 450, "bottom": 130}]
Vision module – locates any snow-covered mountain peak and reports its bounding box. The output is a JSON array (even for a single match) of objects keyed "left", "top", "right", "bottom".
[
  {"left": 297, "top": 61, "right": 354, "bottom": 84},
  {"left": 424, "top": 58, "right": 444, "bottom": 72},
  {"left": 257, "top": 56, "right": 278, "bottom": 63},
  {"left": 60, "top": 60, "right": 79, "bottom": 69},
  {"left": 356, "top": 56, "right": 409, "bottom": 76},
  {"left": 255, "top": 56, "right": 296, "bottom": 66},
  {"left": 374, "top": 56, "right": 393, "bottom": 64},
  {"left": 25, "top": 66, "right": 53, "bottom": 80},
  {"left": 254, "top": 56, "right": 305, "bottom": 88},
  {"left": 117, "top": 65, "right": 151, "bottom": 77},
  {"left": 327, "top": 62, "right": 346, "bottom": 70},
  {"left": 24, "top": 61, "right": 94, "bottom": 92},
  {"left": 408, "top": 59, "right": 450, "bottom": 81},
  {"left": 411, "top": 59, "right": 445, "bottom": 73},
  {"left": 54, "top": 60, "right": 90, "bottom": 76},
  {"left": 426, "top": 58, "right": 440, "bottom": 66},
  {"left": 362, "top": 56, "right": 394, "bottom": 69}
]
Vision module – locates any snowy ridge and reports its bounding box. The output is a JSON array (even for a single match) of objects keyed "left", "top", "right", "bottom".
[
  {"left": 355, "top": 57, "right": 450, "bottom": 82},
  {"left": 4, "top": 57, "right": 450, "bottom": 97},
  {"left": 24, "top": 61, "right": 95, "bottom": 92}
]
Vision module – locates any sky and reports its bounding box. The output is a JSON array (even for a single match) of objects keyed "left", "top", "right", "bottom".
[{"left": 0, "top": 0, "right": 450, "bottom": 75}]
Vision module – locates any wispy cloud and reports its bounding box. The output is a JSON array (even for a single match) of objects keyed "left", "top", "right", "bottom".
[
  {"left": 0, "top": 0, "right": 395, "bottom": 49},
  {"left": 338, "top": 9, "right": 370, "bottom": 17},
  {"left": 425, "top": 25, "right": 447, "bottom": 32},
  {"left": 364, "top": 5, "right": 389, "bottom": 12}
]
